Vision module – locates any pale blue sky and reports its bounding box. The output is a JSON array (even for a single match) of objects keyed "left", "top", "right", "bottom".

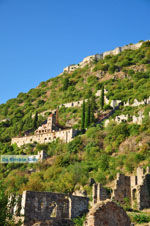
[{"left": 0, "top": 0, "right": 150, "bottom": 104}]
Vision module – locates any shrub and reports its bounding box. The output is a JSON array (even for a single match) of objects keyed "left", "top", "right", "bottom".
[
  {"left": 108, "top": 65, "right": 119, "bottom": 74},
  {"left": 142, "top": 41, "right": 150, "bottom": 48},
  {"left": 67, "top": 136, "right": 82, "bottom": 153},
  {"left": 133, "top": 213, "right": 150, "bottom": 224},
  {"left": 73, "top": 214, "right": 86, "bottom": 226},
  {"left": 103, "top": 104, "right": 112, "bottom": 111}
]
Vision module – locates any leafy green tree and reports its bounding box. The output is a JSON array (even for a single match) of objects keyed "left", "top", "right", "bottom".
[
  {"left": 0, "top": 180, "right": 8, "bottom": 225},
  {"left": 100, "top": 86, "right": 104, "bottom": 109},
  {"left": 0, "top": 180, "right": 20, "bottom": 225},
  {"left": 81, "top": 100, "right": 85, "bottom": 131}
]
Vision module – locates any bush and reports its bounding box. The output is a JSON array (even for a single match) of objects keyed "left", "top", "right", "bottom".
[
  {"left": 73, "top": 215, "right": 86, "bottom": 226},
  {"left": 133, "top": 213, "right": 150, "bottom": 224},
  {"left": 108, "top": 65, "right": 119, "bottom": 74},
  {"left": 142, "top": 41, "right": 150, "bottom": 48},
  {"left": 103, "top": 104, "right": 112, "bottom": 111},
  {"left": 67, "top": 136, "right": 82, "bottom": 153}
]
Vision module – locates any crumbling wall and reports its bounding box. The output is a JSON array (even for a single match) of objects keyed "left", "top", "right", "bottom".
[
  {"left": 138, "top": 174, "right": 150, "bottom": 209},
  {"left": 91, "top": 168, "right": 150, "bottom": 212},
  {"left": 111, "top": 173, "right": 131, "bottom": 205},
  {"left": 92, "top": 184, "right": 111, "bottom": 204},
  {"left": 20, "top": 191, "right": 88, "bottom": 226},
  {"left": 131, "top": 167, "right": 150, "bottom": 210},
  {"left": 70, "top": 195, "right": 89, "bottom": 218}
]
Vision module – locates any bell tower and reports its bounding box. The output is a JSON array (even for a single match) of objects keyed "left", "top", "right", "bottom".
[{"left": 47, "top": 113, "right": 57, "bottom": 131}]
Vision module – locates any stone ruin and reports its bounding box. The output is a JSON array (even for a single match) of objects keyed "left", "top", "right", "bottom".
[
  {"left": 37, "top": 150, "right": 48, "bottom": 162},
  {"left": 92, "top": 183, "right": 111, "bottom": 204},
  {"left": 131, "top": 167, "right": 150, "bottom": 210},
  {"left": 11, "top": 112, "right": 78, "bottom": 147},
  {"left": 12, "top": 191, "right": 89, "bottom": 226},
  {"left": 84, "top": 200, "right": 131, "bottom": 226},
  {"left": 92, "top": 167, "right": 150, "bottom": 210},
  {"left": 10, "top": 167, "right": 150, "bottom": 225}
]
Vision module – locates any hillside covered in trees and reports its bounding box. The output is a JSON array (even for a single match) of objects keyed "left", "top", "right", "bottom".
[{"left": 0, "top": 40, "right": 150, "bottom": 225}]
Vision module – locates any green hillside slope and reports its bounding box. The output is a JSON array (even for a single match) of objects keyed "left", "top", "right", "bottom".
[{"left": 0, "top": 40, "right": 150, "bottom": 200}]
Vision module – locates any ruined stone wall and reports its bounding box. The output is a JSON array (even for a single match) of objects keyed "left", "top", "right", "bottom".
[
  {"left": 124, "top": 97, "right": 150, "bottom": 107},
  {"left": 70, "top": 195, "right": 89, "bottom": 218},
  {"left": 138, "top": 174, "right": 150, "bottom": 210},
  {"left": 112, "top": 173, "right": 131, "bottom": 205},
  {"left": 20, "top": 191, "right": 88, "bottom": 226},
  {"left": 92, "top": 184, "right": 111, "bottom": 204},
  {"left": 131, "top": 167, "right": 150, "bottom": 210},
  {"left": 91, "top": 168, "right": 150, "bottom": 211},
  {"left": 110, "top": 99, "right": 121, "bottom": 109}
]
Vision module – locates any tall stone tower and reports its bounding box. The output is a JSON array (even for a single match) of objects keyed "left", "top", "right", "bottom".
[{"left": 47, "top": 113, "right": 57, "bottom": 131}]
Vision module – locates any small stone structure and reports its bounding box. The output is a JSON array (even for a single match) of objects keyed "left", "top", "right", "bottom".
[
  {"left": 14, "top": 191, "right": 88, "bottom": 226},
  {"left": 63, "top": 64, "right": 80, "bottom": 73},
  {"left": 132, "top": 111, "right": 144, "bottom": 125},
  {"left": 11, "top": 113, "right": 78, "bottom": 147},
  {"left": 115, "top": 114, "right": 128, "bottom": 123},
  {"left": 92, "top": 167, "right": 150, "bottom": 210},
  {"left": 84, "top": 200, "right": 131, "bottom": 226},
  {"left": 37, "top": 150, "right": 47, "bottom": 161}
]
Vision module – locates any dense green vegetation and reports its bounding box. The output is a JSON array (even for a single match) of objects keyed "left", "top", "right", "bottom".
[
  {"left": 0, "top": 41, "right": 150, "bottom": 140},
  {"left": 0, "top": 119, "right": 150, "bottom": 196}
]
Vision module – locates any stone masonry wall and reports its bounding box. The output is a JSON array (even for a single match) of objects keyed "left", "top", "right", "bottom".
[
  {"left": 111, "top": 173, "right": 131, "bottom": 205},
  {"left": 92, "top": 183, "right": 111, "bottom": 204},
  {"left": 138, "top": 174, "right": 150, "bottom": 209},
  {"left": 20, "top": 191, "right": 88, "bottom": 226},
  {"left": 131, "top": 167, "right": 150, "bottom": 210},
  {"left": 92, "top": 168, "right": 150, "bottom": 211},
  {"left": 11, "top": 128, "right": 76, "bottom": 147}
]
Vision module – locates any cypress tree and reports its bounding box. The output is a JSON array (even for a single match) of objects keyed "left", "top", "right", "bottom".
[
  {"left": 100, "top": 86, "right": 104, "bottom": 109},
  {"left": 90, "top": 98, "right": 95, "bottom": 123},
  {"left": 33, "top": 112, "right": 38, "bottom": 129},
  {"left": 81, "top": 100, "right": 85, "bottom": 131},
  {"left": 85, "top": 99, "right": 91, "bottom": 128},
  {"left": 63, "top": 77, "right": 69, "bottom": 90}
]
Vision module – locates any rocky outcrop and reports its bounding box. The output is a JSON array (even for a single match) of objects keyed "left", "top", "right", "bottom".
[{"left": 84, "top": 200, "right": 131, "bottom": 226}]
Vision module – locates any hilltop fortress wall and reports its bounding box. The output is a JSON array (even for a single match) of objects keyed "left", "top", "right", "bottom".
[{"left": 63, "top": 41, "right": 144, "bottom": 73}]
